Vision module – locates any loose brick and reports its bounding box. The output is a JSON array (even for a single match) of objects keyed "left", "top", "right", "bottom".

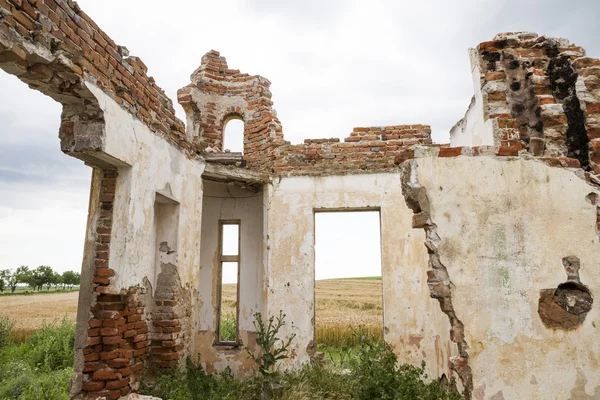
[{"left": 92, "top": 369, "right": 117, "bottom": 381}]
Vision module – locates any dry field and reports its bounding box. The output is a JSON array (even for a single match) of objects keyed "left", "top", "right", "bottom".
[
  {"left": 223, "top": 278, "right": 383, "bottom": 347},
  {"left": 0, "top": 279, "right": 382, "bottom": 347},
  {"left": 0, "top": 291, "right": 79, "bottom": 340}
]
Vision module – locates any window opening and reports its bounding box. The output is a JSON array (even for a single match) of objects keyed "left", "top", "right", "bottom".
[
  {"left": 218, "top": 221, "right": 240, "bottom": 344},
  {"left": 314, "top": 210, "right": 383, "bottom": 357},
  {"left": 223, "top": 119, "right": 244, "bottom": 153}
]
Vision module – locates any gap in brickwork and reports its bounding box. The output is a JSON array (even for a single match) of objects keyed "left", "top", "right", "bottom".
[{"left": 313, "top": 210, "right": 383, "bottom": 354}]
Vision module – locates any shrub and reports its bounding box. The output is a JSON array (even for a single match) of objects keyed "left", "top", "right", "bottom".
[
  {"left": 139, "top": 315, "right": 463, "bottom": 400},
  {"left": 23, "top": 317, "right": 75, "bottom": 371},
  {"left": 0, "top": 318, "right": 75, "bottom": 399},
  {"left": 246, "top": 311, "right": 295, "bottom": 377},
  {"left": 140, "top": 358, "right": 254, "bottom": 400},
  {"left": 347, "top": 331, "right": 461, "bottom": 400}
]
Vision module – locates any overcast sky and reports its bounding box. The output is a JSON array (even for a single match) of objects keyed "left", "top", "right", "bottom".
[{"left": 0, "top": 0, "right": 599, "bottom": 274}]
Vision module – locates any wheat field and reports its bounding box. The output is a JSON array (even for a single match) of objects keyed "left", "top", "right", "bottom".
[
  {"left": 222, "top": 277, "right": 383, "bottom": 347},
  {"left": 0, "top": 278, "right": 383, "bottom": 347}
]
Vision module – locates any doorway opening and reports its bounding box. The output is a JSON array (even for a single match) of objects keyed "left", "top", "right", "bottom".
[{"left": 314, "top": 210, "right": 383, "bottom": 356}]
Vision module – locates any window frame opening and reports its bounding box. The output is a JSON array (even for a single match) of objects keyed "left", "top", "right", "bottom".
[
  {"left": 222, "top": 115, "right": 245, "bottom": 154},
  {"left": 216, "top": 219, "right": 241, "bottom": 346},
  {"left": 313, "top": 208, "right": 384, "bottom": 352}
]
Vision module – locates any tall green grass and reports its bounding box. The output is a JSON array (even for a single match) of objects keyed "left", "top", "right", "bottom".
[
  {"left": 220, "top": 313, "right": 237, "bottom": 342},
  {"left": 142, "top": 331, "right": 462, "bottom": 400},
  {"left": 0, "top": 315, "right": 74, "bottom": 400}
]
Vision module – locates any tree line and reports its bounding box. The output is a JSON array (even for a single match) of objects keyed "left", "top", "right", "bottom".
[{"left": 0, "top": 266, "right": 80, "bottom": 293}]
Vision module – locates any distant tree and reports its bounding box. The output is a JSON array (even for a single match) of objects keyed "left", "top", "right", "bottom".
[
  {"left": 61, "top": 271, "right": 79, "bottom": 289},
  {"left": 0, "top": 269, "right": 8, "bottom": 292},
  {"left": 7, "top": 266, "right": 31, "bottom": 293},
  {"left": 36, "top": 266, "right": 55, "bottom": 291},
  {"left": 52, "top": 272, "right": 63, "bottom": 290},
  {"left": 15, "top": 266, "right": 31, "bottom": 292},
  {"left": 28, "top": 267, "right": 43, "bottom": 291}
]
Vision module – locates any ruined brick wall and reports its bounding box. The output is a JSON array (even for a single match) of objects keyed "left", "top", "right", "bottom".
[
  {"left": 81, "top": 170, "right": 150, "bottom": 400},
  {"left": 272, "top": 125, "right": 431, "bottom": 173},
  {"left": 178, "top": 53, "right": 432, "bottom": 174},
  {"left": 0, "top": 0, "right": 187, "bottom": 161},
  {"left": 458, "top": 32, "right": 600, "bottom": 183},
  {"left": 178, "top": 50, "right": 287, "bottom": 168},
  {"left": 1, "top": 3, "right": 197, "bottom": 398}
]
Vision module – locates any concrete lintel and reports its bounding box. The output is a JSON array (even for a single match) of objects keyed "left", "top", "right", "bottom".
[{"left": 202, "top": 162, "right": 270, "bottom": 184}]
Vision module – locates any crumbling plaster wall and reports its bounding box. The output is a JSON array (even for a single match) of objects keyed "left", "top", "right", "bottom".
[
  {"left": 265, "top": 173, "right": 456, "bottom": 380},
  {"left": 71, "top": 83, "right": 206, "bottom": 397},
  {"left": 85, "top": 83, "right": 204, "bottom": 292},
  {"left": 450, "top": 50, "right": 495, "bottom": 147},
  {"left": 196, "top": 181, "right": 264, "bottom": 374},
  {"left": 408, "top": 155, "right": 600, "bottom": 399}
]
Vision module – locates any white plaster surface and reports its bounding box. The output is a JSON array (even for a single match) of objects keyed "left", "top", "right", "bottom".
[
  {"left": 86, "top": 82, "right": 205, "bottom": 293},
  {"left": 265, "top": 173, "right": 455, "bottom": 379},
  {"left": 414, "top": 156, "right": 600, "bottom": 399},
  {"left": 450, "top": 49, "right": 495, "bottom": 147}
]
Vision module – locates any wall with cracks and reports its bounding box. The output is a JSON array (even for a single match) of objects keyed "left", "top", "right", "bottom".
[
  {"left": 403, "top": 155, "right": 600, "bottom": 400},
  {"left": 265, "top": 173, "right": 456, "bottom": 381},
  {"left": 70, "top": 84, "right": 205, "bottom": 399}
]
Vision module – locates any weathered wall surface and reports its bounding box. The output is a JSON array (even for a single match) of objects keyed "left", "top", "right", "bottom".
[
  {"left": 88, "top": 83, "right": 205, "bottom": 292},
  {"left": 450, "top": 50, "right": 495, "bottom": 147},
  {"left": 265, "top": 173, "right": 456, "bottom": 380},
  {"left": 70, "top": 84, "right": 205, "bottom": 398},
  {"left": 196, "top": 181, "right": 264, "bottom": 373},
  {"left": 409, "top": 156, "right": 600, "bottom": 399}
]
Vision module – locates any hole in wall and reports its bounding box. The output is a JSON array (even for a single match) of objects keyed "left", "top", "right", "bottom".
[
  {"left": 313, "top": 210, "right": 383, "bottom": 357},
  {"left": 223, "top": 118, "right": 244, "bottom": 153},
  {"left": 538, "top": 256, "right": 593, "bottom": 330}
]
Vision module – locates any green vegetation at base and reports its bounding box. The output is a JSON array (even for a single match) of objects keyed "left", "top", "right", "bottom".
[
  {"left": 0, "top": 315, "right": 74, "bottom": 400},
  {"left": 142, "top": 314, "right": 462, "bottom": 400},
  {"left": 0, "top": 311, "right": 461, "bottom": 400}
]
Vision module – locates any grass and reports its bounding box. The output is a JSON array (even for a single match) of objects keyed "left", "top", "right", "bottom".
[
  {"left": 0, "top": 315, "right": 75, "bottom": 400},
  {"left": 220, "top": 313, "right": 237, "bottom": 342},
  {"left": 0, "top": 287, "right": 80, "bottom": 297},
  {"left": 141, "top": 330, "right": 462, "bottom": 400}
]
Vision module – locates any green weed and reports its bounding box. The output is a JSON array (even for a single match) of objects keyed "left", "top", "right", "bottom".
[{"left": 0, "top": 316, "right": 74, "bottom": 399}]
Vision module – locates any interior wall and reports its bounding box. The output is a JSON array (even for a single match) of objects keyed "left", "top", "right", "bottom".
[
  {"left": 265, "top": 173, "right": 456, "bottom": 380},
  {"left": 196, "top": 180, "right": 265, "bottom": 373},
  {"left": 413, "top": 156, "right": 600, "bottom": 399}
]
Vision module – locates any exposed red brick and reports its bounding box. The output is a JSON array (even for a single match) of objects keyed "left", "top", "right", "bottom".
[
  {"left": 82, "top": 381, "right": 105, "bottom": 391},
  {"left": 92, "top": 369, "right": 117, "bottom": 381}
]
